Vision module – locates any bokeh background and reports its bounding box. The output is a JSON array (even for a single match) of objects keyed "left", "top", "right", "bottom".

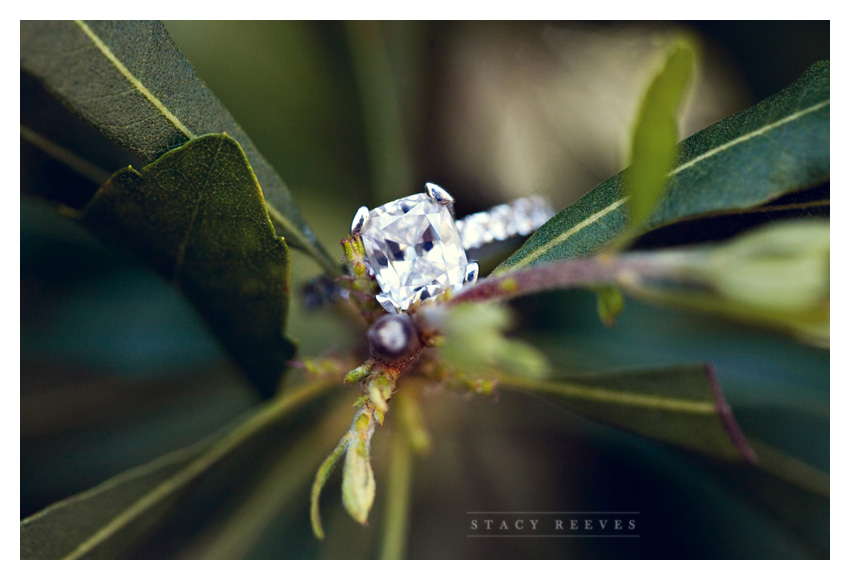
[{"left": 21, "top": 21, "right": 829, "bottom": 558}]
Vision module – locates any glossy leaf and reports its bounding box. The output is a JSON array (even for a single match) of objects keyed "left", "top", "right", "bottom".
[
  {"left": 497, "top": 61, "right": 830, "bottom": 273},
  {"left": 20, "top": 20, "right": 337, "bottom": 274},
  {"left": 79, "top": 134, "right": 293, "bottom": 396},
  {"left": 20, "top": 376, "right": 340, "bottom": 559},
  {"left": 498, "top": 365, "right": 755, "bottom": 463}
]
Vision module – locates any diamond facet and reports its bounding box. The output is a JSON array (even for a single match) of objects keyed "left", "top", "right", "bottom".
[{"left": 360, "top": 193, "right": 469, "bottom": 312}]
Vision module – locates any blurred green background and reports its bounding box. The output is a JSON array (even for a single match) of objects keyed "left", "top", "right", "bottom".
[{"left": 21, "top": 21, "right": 829, "bottom": 558}]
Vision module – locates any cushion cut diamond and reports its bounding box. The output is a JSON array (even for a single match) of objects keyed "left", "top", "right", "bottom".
[{"left": 360, "top": 193, "right": 469, "bottom": 312}]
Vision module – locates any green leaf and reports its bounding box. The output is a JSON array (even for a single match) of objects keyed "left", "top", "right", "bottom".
[
  {"left": 498, "top": 365, "right": 755, "bottom": 463},
  {"left": 622, "top": 220, "right": 830, "bottom": 346},
  {"left": 20, "top": 20, "right": 337, "bottom": 274},
  {"left": 20, "top": 70, "right": 143, "bottom": 207},
  {"left": 20, "top": 376, "right": 339, "bottom": 559},
  {"left": 341, "top": 410, "right": 377, "bottom": 527},
  {"left": 435, "top": 302, "right": 550, "bottom": 378},
  {"left": 496, "top": 61, "right": 830, "bottom": 273},
  {"left": 310, "top": 431, "right": 351, "bottom": 541},
  {"left": 21, "top": 438, "right": 209, "bottom": 559},
  {"left": 623, "top": 40, "right": 695, "bottom": 233},
  {"left": 79, "top": 134, "right": 294, "bottom": 396},
  {"left": 699, "top": 220, "right": 829, "bottom": 312}
]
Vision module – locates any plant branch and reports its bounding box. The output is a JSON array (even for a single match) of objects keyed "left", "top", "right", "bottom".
[
  {"left": 449, "top": 253, "right": 672, "bottom": 306},
  {"left": 346, "top": 21, "right": 415, "bottom": 199},
  {"left": 21, "top": 124, "right": 111, "bottom": 185}
]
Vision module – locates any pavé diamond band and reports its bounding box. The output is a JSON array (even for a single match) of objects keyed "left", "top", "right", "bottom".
[{"left": 351, "top": 183, "right": 554, "bottom": 313}]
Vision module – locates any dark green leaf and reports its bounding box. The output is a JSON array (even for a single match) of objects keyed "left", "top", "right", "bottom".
[
  {"left": 20, "top": 376, "right": 339, "bottom": 559},
  {"left": 20, "top": 70, "right": 144, "bottom": 207},
  {"left": 79, "top": 134, "right": 293, "bottom": 396},
  {"left": 496, "top": 61, "right": 830, "bottom": 273},
  {"left": 20, "top": 20, "right": 337, "bottom": 274},
  {"left": 624, "top": 40, "right": 695, "bottom": 231},
  {"left": 498, "top": 365, "right": 755, "bottom": 463},
  {"left": 21, "top": 437, "right": 209, "bottom": 559}
]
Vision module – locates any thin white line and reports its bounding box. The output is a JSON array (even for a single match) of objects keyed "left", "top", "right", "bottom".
[
  {"left": 466, "top": 511, "right": 641, "bottom": 514},
  {"left": 503, "top": 198, "right": 627, "bottom": 271},
  {"left": 74, "top": 20, "right": 195, "bottom": 140}
]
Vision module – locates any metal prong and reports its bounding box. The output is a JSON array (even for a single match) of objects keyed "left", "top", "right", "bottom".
[
  {"left": 463, "top": 261, "right": 479, "bottom": 285},
  {"left": 351, "top": 206, "right": 370, "bottom": 236},
  {"left": 425, "top": 183, "right": 455, "bottom": 206},
  {"left": 376, "top": 292, "right": 400, "bottom": 314}
]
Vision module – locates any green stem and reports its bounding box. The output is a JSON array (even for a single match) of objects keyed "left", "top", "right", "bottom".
[
  {"left": 63, "top": 374, "right": 340, "bottom": 559},
  {"left": 450, "top": 253, "right": 673, "bottom": 307},
  {"left": 346, "top": 21, "right": 414, "bottom": 200},
  {"left": 379, "top": 415, "right": 414, "bottom": 560},
  {"left": 748, "top": 439, "right": 830, "bottom": 498},
  {"left": 21, "top": 124, "right": 111, "bottom": 185},
  {"left": 495, "top": 372, "right": 716, "bottom": 414},
  {"left": 184, "top": 401, "right": 354, "bottom": 558}
]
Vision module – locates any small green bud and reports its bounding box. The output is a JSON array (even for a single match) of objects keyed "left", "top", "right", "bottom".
[
  {"left": 593, "top": 285, "right": 625, "bottom": 327},
  {"left": 498, "top": 277, "right": 518, "bottom": 292},
  {"left": 342, "top": 237, "right": 358, "bottom": 264},
  {"left": 368, "top": 381, "right": 389, "bottom": 413},
  {"left": 342, "top": 410, "right": 376, "bottom": 526},
  {"left": 439, "top": 302, "right": 550, "bottom": 378},
  {"left": 344, "top": 360, "right": 373, "bottom": 383}
]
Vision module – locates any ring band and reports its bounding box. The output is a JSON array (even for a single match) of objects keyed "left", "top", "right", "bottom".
[{"left": 456, "top": 195, "right": 553, "bottom": 251}]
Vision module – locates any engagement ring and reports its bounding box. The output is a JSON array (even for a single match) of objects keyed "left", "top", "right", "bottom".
[{"left": 351, "top": 183, "right": 553, "bottom": 313}]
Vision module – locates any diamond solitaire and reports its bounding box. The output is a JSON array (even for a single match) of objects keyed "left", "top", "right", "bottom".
[
  {"left": 355, "top": 184, "right": 477, "bottom": 313},
  {"left": 350, "top": 183, "right": 553, "bottom": 313}
]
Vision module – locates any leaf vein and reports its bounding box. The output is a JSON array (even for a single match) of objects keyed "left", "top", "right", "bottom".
[
  {"left": 172, "top": 139, "right": 223, "bottom": 281},
  {"left": 502, "top": 97, "right": 829, "bottom": 273},
  {"left": 669, "top": 99, "right": 830, "bottom": 177},
  {"left": 500, "top": 376, "right": 716, "bottom": 413},
  {"left": 500, "top": 198, "right": 628, "bottom": 272},
  {"left": 74, "top": 20, "right": 195, "bottom": 141}
]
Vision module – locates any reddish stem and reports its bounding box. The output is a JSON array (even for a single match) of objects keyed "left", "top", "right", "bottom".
[{"left": 449, "top": 254, "right": 670, "bottom": 306}]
